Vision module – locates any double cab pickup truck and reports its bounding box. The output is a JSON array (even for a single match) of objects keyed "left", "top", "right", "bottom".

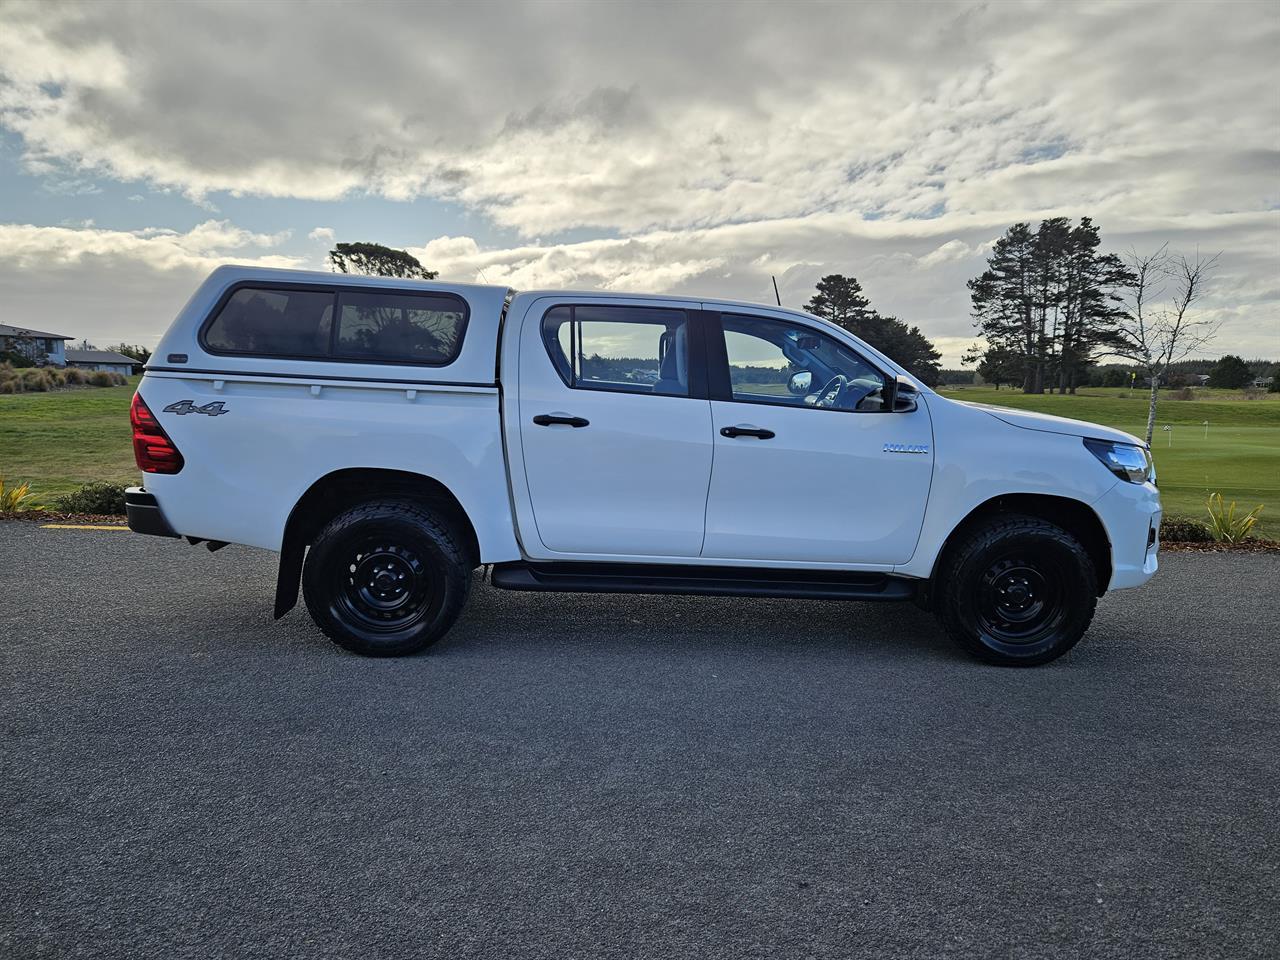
[{"left": 126, "top": 265, "right": 1161, "bottom": 666}]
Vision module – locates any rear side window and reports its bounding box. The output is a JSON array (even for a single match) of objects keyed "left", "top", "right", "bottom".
[
  {"left": 203, "top": 288, "right": 334, "bottom": 357},
  {"left": 335, "top": 290, "right": 466, "bottom": 364},
  {"left": 542, "top": 304, "right": 691, "bottom": 396},
  {"left": 201, "top": 284, "right": 469, "bottom": 365}
]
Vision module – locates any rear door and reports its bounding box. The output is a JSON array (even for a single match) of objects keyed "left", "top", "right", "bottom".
[
  {"left": 700, "top": 310, "right": 933, "bottom": 566},
  {"left": 515, "top": 298, "right": 714, "bottom": 558}
]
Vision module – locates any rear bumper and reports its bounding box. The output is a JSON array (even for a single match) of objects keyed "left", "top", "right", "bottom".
[{"left": 125, "top": 486, "right": 179, "bottom": 538}]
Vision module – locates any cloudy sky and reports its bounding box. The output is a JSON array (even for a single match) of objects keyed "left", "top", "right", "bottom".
[{"left": 0, "top": 0, "right": 1276, "bottom": 364}]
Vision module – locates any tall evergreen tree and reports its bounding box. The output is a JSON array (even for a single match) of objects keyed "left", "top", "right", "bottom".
[
  {"left": 804, "top": 275, "right": 941, "bottom": 386},
  {"left": 968, "top": 218, "right": 1132, "bottom": 394}
]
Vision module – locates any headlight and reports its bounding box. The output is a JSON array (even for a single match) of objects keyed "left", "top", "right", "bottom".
[{"left": 1083, "top": 438, "right": 1154, "bottom": 484}]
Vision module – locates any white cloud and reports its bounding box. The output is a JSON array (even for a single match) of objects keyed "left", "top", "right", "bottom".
[
  {"left": 0, "top": 1, "right": 1276, "bottom": 361},
  {"left": 0, "top": 220, "right": 302, "bottom": 346},
  {"left": 411, "top": 209, "right": 1279, "bottom": 364}
]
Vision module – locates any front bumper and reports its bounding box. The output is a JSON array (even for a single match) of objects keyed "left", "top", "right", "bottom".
[
  {"left": 1093, "top": 479, "right": 1161, "bottom": 590},
  {"left": 125, "top": 486, "right": 179, "bottom": 538}
]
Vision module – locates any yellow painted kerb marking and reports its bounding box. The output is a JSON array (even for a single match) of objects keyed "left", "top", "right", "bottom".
[{"left": 40, "top": 524, "right": 129, "bottom": 531}]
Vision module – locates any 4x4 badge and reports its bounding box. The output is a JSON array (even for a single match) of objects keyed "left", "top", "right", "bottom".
[{"left": 164, "top": 400, "right": 228, "bottom": 417}]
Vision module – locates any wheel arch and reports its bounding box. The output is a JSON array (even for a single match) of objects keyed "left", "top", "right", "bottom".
[
  {"left": 922, "top": 493, "right": 1112, "bottom": 609},
  {"left": 273, "top": 468, "right": 481, "bottom": 619}
]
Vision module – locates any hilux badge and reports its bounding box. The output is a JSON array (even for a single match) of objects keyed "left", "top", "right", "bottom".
[{"left": 883, "top": 442, "right": 928, "bottom": 454}]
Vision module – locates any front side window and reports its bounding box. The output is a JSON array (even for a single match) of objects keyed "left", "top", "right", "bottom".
[
  {"left": 720, "top": 314, "right": 887, "bottom": 411},
  {"left": 542, "top": 304, "right": 691, "bottom": 396}
]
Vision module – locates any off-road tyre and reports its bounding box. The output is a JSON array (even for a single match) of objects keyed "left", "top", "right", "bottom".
[
  {"left": 937, "top": 514, "right": 1098, "bottom": 667},
  {"left": 302, "top": 499, "right": 471, "bottom": 657}
]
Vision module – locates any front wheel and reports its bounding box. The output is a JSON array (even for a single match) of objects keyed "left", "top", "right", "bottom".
[
  {"left": 937, "top": 515, "right": 1098, "bottom": 667},
  {"left": 302, "top": 499, "right": 472, "bottom": 657}
]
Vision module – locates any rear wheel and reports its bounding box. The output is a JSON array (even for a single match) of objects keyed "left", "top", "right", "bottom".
[
  {"left": 937, "top": 515, "right": 1098, "bottom": 667},
  {"left": 302, "top": 499, "right": 471, "bottom": 656}
]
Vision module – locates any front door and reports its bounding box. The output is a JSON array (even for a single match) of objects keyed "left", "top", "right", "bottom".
[
  {"left": 700, "top": 311, "right": 933, "bottom": 566},
  {"left": 518, "top": 299, "right": 714, "bottom": 558}
]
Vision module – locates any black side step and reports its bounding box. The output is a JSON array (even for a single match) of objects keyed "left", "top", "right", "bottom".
[{"left": 490, "top": 561, "right": 918, "bottom": 602}]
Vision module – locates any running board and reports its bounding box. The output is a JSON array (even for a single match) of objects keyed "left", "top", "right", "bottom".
[{"left": 489, "top": 561, "right": 918, "bottom": 602}]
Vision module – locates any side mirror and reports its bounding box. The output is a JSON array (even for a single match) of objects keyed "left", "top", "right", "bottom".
[
  {"left": 890, "top": 375, "right": 918, "bottom": 412},
  {"left": 787, "top": 371, "right": 813, "bottom": 395}
]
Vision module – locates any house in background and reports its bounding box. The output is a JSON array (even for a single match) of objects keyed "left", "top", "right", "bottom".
[
  {"left": 65, "top": 349, "right": 139, "bottom": 376},
  {"left": 0, "top": 323, "right": 72, "bottom": 366}
]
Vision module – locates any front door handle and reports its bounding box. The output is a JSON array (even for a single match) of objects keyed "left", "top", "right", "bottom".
[
  {"left": 720, "top": 425, "right": 775, "bottom": 440},
  {"left": 533, "top": 413, "right": 590, "bottom": 428}
]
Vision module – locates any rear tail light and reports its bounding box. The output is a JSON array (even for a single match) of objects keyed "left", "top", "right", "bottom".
[{"left": 130, "top": 393, "right": 184, "bottom": 474}]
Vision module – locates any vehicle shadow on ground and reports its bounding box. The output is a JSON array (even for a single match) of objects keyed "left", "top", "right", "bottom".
[{"left": 158, "top": 552, "right": 1117, "bottom": 669}]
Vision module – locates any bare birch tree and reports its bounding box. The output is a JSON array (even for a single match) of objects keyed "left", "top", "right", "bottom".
[{"left": 1111, "top": 247, "right": 1220, "bottom": 444}]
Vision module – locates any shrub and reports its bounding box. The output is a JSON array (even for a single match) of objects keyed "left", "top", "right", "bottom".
[
  {"left": 1170, "top": 386, "right": 1194, "bottom": 401},
  {"left": 0, "top": 476, "right": 46, "bottom": 513},
  {"left": 0, "top": 379, "right": 17, "bottom": 394},
  {"left": 1159, "top": 516, "right": 1213, "bottom": 543},
  {"left": 19, "top": 368, "right": 51, "bottom": 391},
  {"left": 62, "top": 368, "right": 87, "bottom": 385},
  {"left": 1205, "top": 493, "right": 1263, "bottom": 544},
  {"left": 88, "top": 370, "right": 114, "bottom": 387},
  {"left": 55, "top": 481, "right": 128, "bottom": 515},
  {"left": 111, "top": 372, "right": 127, "bottom": 386}
]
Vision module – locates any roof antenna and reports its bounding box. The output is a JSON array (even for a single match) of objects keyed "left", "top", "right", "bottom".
[{"left": 771, "top": 275, "right": 782, "bottom": 306}]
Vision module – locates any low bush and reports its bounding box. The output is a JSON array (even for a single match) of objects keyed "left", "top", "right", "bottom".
[
  {"left": 55, "top": 481, "right": 129, "bottom": 515},
  {"left": 0, "top": 378, "right": 17, "bottom": 394},
  {"left": 62, "top": 368, "right": 87, "bottom": 385},
  {"left": 1159, "top": 516, "right": 1213, "bottom": 543},
  {"left": 1169, "top": 386, "right": 1194, "bottom": 401},
  {"left": 1205, "top": 493, "right": 1263, "bottom": 544},
  {"left": 19, "top": 368, "right": 51, "bottom": 391},
  {"left": 88, "top": 370, "right": 114, "bottom": 387},
  {"left": 0, "top": 476, "right": 46, "bottom": 513}
]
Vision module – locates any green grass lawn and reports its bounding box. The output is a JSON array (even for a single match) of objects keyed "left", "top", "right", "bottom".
[
  {"left": 939, "top": 386, "right": 1280, "bottom": 537},
  {"left": 2, "top": 378, "right": 1276, "bottom": 536},
  {"left": 0, "top": 377, "right": 142, "bottom": 502}
]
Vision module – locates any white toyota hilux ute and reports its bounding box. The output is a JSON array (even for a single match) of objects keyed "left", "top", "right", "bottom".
[{"left": 126, "top": 265, "right": 1161, "bottom": 666}]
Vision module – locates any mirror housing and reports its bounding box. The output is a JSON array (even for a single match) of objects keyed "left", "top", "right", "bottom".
[
  {"left": 787, "top": 370, "right": 813, "bottom": 395},
  {"left": 888, "top": 375, "right": 918, "bottom": 412}
]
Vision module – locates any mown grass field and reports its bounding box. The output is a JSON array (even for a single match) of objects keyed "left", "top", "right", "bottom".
[
  {"left": 0, "top": 377, "right": 142, "bottom": 501},
  {"left": 1, "top": 378, "right": 1277, "bottom": 536},
  {"left": 939, "top": 386, "right": 1280, "bottom": 537}
]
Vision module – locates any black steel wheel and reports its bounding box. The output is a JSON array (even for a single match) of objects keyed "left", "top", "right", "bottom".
[
  {"left": 303, "top": 499, "right": 471, "bottom": 657},
  {"left": 937, "top": 515, "right": 1097, "bottom": 666}
]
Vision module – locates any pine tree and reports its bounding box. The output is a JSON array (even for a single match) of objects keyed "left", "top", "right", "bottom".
[
  {"left": 969, "top": 219, "right": 1132, "bottom": 394},
  {"left": 804, "top": 275, "right": 941, "bottom": 386}
]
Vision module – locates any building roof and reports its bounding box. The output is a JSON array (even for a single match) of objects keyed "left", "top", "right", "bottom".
[
  {"left": 65, "top": 349, "right": 137, "bottom": 365},
  {"left": 0, "top": 322, "right": 73, "bottom": 340}
]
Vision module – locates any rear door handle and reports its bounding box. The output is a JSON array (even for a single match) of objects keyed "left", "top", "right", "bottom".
[
  {"left": 533, "top": 413, "right": 590, "bottom": 428},
  {"left": 720, "top": 425, "right": 775, "bottom": 440}
]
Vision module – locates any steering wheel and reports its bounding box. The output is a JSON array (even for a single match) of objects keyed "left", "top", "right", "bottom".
[{"left": 813, "top": 374, "right": 848, "bottom": 408}]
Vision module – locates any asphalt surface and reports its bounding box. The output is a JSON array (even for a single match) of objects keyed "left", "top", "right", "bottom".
[{"left": 1, "top": 522, "right": 1277, "bottom": 959}]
